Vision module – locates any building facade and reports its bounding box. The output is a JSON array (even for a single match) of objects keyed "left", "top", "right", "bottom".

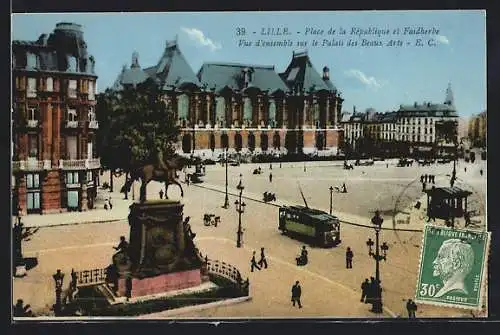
[
  {"left": 341, "top": 84, "right": 458, "bottom": 157},
  {"left": 12, "top": 22, "right": 100, "bottom": 215},
  {"left": 468, "top": 111, "right": 486, "bottom": 148},
  {"left": 112, "top": 41, "right": 344, "bottom": 156}
]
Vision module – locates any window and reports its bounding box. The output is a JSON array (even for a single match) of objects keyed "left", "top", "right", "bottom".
[
  {"left": 66, "top": 171, "right": 79, "bottom": 185},
  {"left": 27, "top": 78, "right": 37, "bottom": 97},
  {"left": 27, "top": 107, "right": 38, "bottom": 121},
  {"left": 430, "top": 128, "right": 433, "bottom": 134},
  {"left": 68, "top": 80, "right": 77, "bottom": 98},
  {"left": 66, "top": 136, "right": 78, "bottom": 160},
  {"left": 28, "top": 134, "right": 38, "bottom": 158},
  {"left": 26, "top": 173, "right": 41, "bottom": 212},
  {"left": 177, "top": 94, "right": 189, "bottom": 120},
  {"left": 425, "top": 118, "right": 428, "bottom": 124},
  {"left": 67, "top": 190, "right": 79, "bottom": 209},
  {"left": 46, "top": 77, "right": 53, "bottom": 92},
  {"left": 68, "top": 56, "right": 77, "bottom": 72},
  {"left": 87, "top": 141, "right": 93, "bottom": 159},
  {"left": 67, "top": 108, "right": 77, "bottom": 122},
  {"left": 215, "top": 97, "right": 225, "bottom": 121},
  {"left": 27, "top": 53, "right": 37, "bottom": 69},
  {"left": 88, "top": 81, "right": 95, "bottom": 100},
  {"left": 243, "top": 97, "right": 252, "bottom": 123},
  {"left": 88, "top": 107, "right": 95, "bottom": 122}
]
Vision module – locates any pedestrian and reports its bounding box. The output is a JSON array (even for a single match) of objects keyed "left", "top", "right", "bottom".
[
  {"left": 270, "top": 163, "right": 272, "bottom": 170},
  {"left": 291, "top": 281, "right": 302, "bottom": 308},
  {"left": 186, "top": 174, "right": 190, "bottom": 186},
  {"left": 250, "top": 251, "right": 261, "bottom": 272},
  {"left": 480, "top": 169, "right": 483, "bottom": 176},
  {"left": 159, "top": 189, "right": 164, "bottom": 199},
  {"left": 464, "top": 167, "right": 467, "bottom": 173},
  {"left": 386, "top": 163, "right": 388, "bottom": 168},
  {"left": 104, "top": 198, "right": 109, "bottom": 210},
  {"left": 109, "top": 197, "right": 113, "bottom": 210},
  {"left": 125, "top": 276, "right": 132, "bottom": 301},
  {"left": 422, "top": 181, "right": 426, "bottom": 192},
  {"left": 424, "top": 174, "right": 428, "bottom": 183},
  {"left": 269, "top": 172, "right": 273, "bottom": 183},
  {"left": 420, "top": 175, "right": 424, "bottom": 184},
  {"left": 361, "top": 278, "right": 370, "bottom": 302},
  {"left": 341, "top": 183, "right": 347, "bottom": 193},
  {"left": 258, "top": 247, "right": 268, "bottom": 269},
  {"left": 346, "top": 247, "right": 354, "bottom": 269},
  {"left": 406, "top": 299, "right": 417, "bottom": 318},
  {"left": 280, "top": 162, "right": 282, "bottom": 168},
  {"left": 296, "top": 245, "right": 308, "bottom": 265},
  {"left": 366, "top": 276, "right": 376, "bottom": 305}
]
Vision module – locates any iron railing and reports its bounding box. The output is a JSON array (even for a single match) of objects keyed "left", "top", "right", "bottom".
[
  {"left": 59, "top": 158, "right": 101, "bottom": 170},
  {"left": 88, "top": 120, "right": 99, "bottom": 129},
  {"left": 12, "top": 159, "right": 52, "bottom": 171},
  {"left": 73, "top": 268, "right": 108, "bottom": 288},
  {"left": 205, "top": 258, "right": 250, "bottom": 296}
]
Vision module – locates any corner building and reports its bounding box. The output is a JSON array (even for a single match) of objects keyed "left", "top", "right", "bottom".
[
  {"left": 12, "top": 23, "right": 100, "bottom": 215},
  {"left": 113, "top": 41, "right": 344, "bottom": 156}
]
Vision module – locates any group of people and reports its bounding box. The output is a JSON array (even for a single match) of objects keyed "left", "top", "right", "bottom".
[
  {"left": 420, "top": 174, "right": 436, "bottom": 185},
  {"left": 296, "top": 246, "right": 309, "bottom": 266},
  {"left": 104, "top": 197, "right": 113, "bottom": 210},
  {"left": 360, "top": 277, "right": 382, "bottom": 308},
  {"left": 250, "top": 248, "right": 268, "bottom": 272}
]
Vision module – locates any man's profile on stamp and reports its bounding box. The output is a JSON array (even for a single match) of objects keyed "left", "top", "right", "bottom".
[{"left": 432, "top": 239, "right": 475, "bottom": 298}]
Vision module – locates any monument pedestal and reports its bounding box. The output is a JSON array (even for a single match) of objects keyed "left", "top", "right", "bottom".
[{"left": 113, "top": 200, "right": 206, "bottom": 299}]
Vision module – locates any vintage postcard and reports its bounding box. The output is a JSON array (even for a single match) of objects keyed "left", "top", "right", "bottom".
[
  {"left": 415, "top": 225, "right": 490, "bottom": 310},
  {"left": 11, "top": 10, "right": 488, "bottom": 320}
]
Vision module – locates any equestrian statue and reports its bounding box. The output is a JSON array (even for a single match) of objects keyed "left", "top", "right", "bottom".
[{"left": 121, "top": 146, "right": 189, "bottom": 202}]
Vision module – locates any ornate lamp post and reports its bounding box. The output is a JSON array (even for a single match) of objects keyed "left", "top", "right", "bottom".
[
  {"left": 366, "top": 210, "right": 389, "bottom": 314},
  {"left": 52, "top": 269, "right": 65, "bottom": 315},
  {"left": 223, "top": 147, "right": 229, "bottom": 209},
  {"left": 234, "top": 174, "right": 246, "bottom": 248},
  {"left": 329, "top": 186, "right": 334, "bottom": 214}
]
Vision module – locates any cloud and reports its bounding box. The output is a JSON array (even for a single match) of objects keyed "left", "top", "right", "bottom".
[
  {"left": 344, "top": 69, "right": 384, "bottom": 90},
  {"left": 181, "top": 27, "right": 221, "bottom": 52},
  {"left": 436, "top": 35, "right": 450, "bottom": 45}
]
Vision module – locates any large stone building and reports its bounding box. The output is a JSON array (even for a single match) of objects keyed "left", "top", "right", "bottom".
[
  {"left": 112, "top": 40, "right": 344, "bottom": 156},
  {"left": 468, "top": 111, "right": 486, "bottom": 148},
  {"left": 12, "top": 22, "right": 100, "bottom": 215},
  {"left": 341, "top": 84, "right": 458, "bottom": 157}
]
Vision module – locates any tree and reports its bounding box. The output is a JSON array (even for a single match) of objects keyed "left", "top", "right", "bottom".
[{"left": 96, "top": 80, "right": 181, "bottom": 181}]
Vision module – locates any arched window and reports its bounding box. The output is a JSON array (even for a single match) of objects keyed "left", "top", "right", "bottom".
[
  {"left": 313, "top": 102, "right": 320, "bottom": 124},
  {"left": 235, "top": 133, "right": 242, "bottom": 152},
  {"left": 216, "top": 96, "right": 226, "bottom": 125},
  {"left": 182, "top": 134, "right": 192, "bottom": 153},
  {"left": 243, "top": 97, "right": 252, "bottom": 123},
  {"left": 248, "top": 132, "right": 256, "bottom": 152},
  {"left": 273, "top": 132, "right": 281, "bottom": 149},
  {"left": 209, "top": 133, "right": 216, "bottom": 151},
  {"left": 221, "top": 133, "right": 229, "bottom": 149},
  {"left": 260, "top": 133, "right": 269, "bottom": 152},
  {"left": 268, "top": 99, "right": 276, "bottom": 126},
  {"left": 177, "top": 94, "right": 189, "bottom": 120},
  {"left": 67, "top": 56, "right": 77, "bottom": 72}
]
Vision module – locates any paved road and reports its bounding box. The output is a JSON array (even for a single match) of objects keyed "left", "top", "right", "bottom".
[{"left": 14, "top": 160, "right": 486, "bottom": 318}]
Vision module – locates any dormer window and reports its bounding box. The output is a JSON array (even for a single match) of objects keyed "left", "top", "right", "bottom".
[
  {"left": 88, "top": 81, "right": 95, "bottom": 100},
  {"left": 27, "top": 53, "right": 37, "bottom": 69},
  {"left": 68, "top": 56, "right": 77, "bottom": 72}
]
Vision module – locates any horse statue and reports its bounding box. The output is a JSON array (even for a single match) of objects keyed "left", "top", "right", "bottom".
[{"left": 121, "top": 154, "right": 189, "bottom": 202}]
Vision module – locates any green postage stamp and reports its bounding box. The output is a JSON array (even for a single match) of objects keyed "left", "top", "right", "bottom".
[{"left": 415, "top": 225, "right": 490, "bottom": 309}]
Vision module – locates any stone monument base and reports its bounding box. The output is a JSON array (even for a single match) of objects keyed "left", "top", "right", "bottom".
[{"left": 117, "top": 269, "right": 202, "bottom": 298}]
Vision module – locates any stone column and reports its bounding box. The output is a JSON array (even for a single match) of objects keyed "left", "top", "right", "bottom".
[
  {"left": 195, "top": 94, "right": 200, "bottom": 126},
  {"left": 258, "top": 96, "right": 264, "bottom": 126},
  {"left": 302, "top": 98, "right": 308, "bottom": 129},
  {"left": 206, "top": 94, "right": 211, "bottom": 127},
  {"left": 326, "top": 98, "right": 330, "bottom": 129}
]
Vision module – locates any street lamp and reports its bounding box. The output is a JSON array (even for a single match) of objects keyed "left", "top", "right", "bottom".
[
  {"left": 222, "top": 147, "right": 229, "bottom": 209},
  {"left": 366, "top": 210, "right": 389, "bottom": 314},
  {"left": 235, "top": 174, "right": 246, "bottom": 248},
  {"left": 52, "top": 269, "right": 65, "bottom": 315},
  {"left": 329, "top": 186, "right": 334, "bottom": 215}
]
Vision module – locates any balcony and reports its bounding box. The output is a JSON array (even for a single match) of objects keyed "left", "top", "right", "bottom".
[
  {"left": 12, "top": 159, "right": 52, "bottom": 172},
  {"left": 66, "top": 121, "right": 79, "bottom": 128},
  {"left": 88, "top": 120, "right": 99, "bottom": 129},
  {"left": 27, "top": 120, "right": 39, "bottom": 128},
  {"left": 59, "top": 158, "right": 101, "bottom": 170}
]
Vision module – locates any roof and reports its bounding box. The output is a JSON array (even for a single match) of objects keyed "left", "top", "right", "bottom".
[
  {"left": 279, "top": 50, "right": 336, "bottom": 93},
  {"left": 197, "top": 62, "right": 289, "bottom": 94},
  {"left": 120, "top": 66, "right": 150, "bottom": 86},
  {"left": 155, "top": 40, "right": 200, "bottom": 89},
  {"left": 398, "top": 102, "right": 458, "bottom": 117},
  {"left": 12, "top": 22, "right": 96, "bottom": 77},
  {"left": 285, "top": 205, "right": 339, "bottom": 222},
  {"left": 380, "top": 112, "right": 398, "bottom": 122},
  {"left": 425, "top": 186, "right": 473, "bottom": 198}
]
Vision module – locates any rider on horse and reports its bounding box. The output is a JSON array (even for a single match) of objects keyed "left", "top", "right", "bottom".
[{"left": 155, "top": 142, "right": 169, "bottom": 172}]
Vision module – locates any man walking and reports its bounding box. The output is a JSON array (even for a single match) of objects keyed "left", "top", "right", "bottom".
[
  {"left": 269, "top": 172, "right": 273, "bottom": 183},
  {"left": 361, "top": 278, "right": 370, "bottom": 302},
  {"left": 250, "top": 251, "right": 261, "bottom": 272},
  {"left": 159, "top": 189, "right": 164, "bottom": 200},
  {"left": 258, "top": 247, "right": 268, "bottom": 269},
  {"left": 291, "top": 281, "right": 302, "bottom": 308},
  {"left": 346, "top": 247, "right": 354, "bottom": 269},
  {"left": 406, "top": 299, "right": 417, "bottom": 318}
]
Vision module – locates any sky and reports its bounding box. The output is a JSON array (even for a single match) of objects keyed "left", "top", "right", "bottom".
[{"left": 11, "top": 11, "right": 486, "bottom": 117}]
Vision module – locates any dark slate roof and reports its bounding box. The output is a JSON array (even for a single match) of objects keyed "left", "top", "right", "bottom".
[
  {"left": 398, "top": 102, "right": 458, "bottom": 117},
  {"left": 120, "top": 65, "right": 149, "bottom": 86},
  {"left": 197, "top": 62, "right": 289, "bottom": 94},
  {"left": 154, "top": 40, "right": 200, "bottom": 89},
  {"left": 12, "top": 22, "right": 96, "bottom": 76},
  {"left": 425, "top": 186, "right": 472, "bottom": 198},
  {"left": 280, "top": 50, "right": 336, "bottom": 93},
  {"left": 379, "top": 112, "right": 398, "bottom": 122}
]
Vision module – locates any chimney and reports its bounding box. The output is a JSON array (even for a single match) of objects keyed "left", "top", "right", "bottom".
[
  {"left": 414, "top": 102, "right": 418, "bottom": 107},
  {"left": 131, "top": 51, "right": 140, "bottom": 68},
  {"left": 322, "top": 66, "right": 330, "bottom": 80}
]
